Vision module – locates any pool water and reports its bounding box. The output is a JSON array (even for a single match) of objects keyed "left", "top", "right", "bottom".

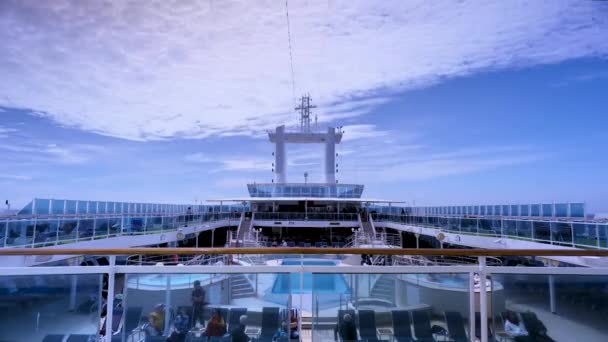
[{"left": 271, "top": 260, "right": 350, "bottom": 295}]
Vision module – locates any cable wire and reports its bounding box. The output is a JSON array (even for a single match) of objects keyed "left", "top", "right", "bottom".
[{"left": 285, "top": 0, "right": 297, "bottom": 107}]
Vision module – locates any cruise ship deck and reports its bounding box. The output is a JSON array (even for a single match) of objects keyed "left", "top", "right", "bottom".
[{"left": 2, "top": 103, "right": 608, "bottom": 342}]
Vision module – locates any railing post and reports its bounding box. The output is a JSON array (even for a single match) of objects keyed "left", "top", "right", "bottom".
[
  {"left": 469, "top": 271, "right": 476, "bottom": 341},
  {"left": 3, "top": 220, "right": 7, "bottom": 248},
  {"left": 478, "top": 256, "right": 488, "bottom": 342},
  {"left": 69, "top": 274, "right": 78, "bottom": 311},
  {"left": 570, "top": 222, "right": 575, "bottom": 247},
  {"left": 31, "top": 218, "right": 37, "bottom": 248},
  {"left": 105, "top": 255, "right": 116, "bottom": 338},
  {"left": 164, "top": 274, "right": 172, "bottom": 335},
  {"left": 549, "top": 274, "right": 556, "bottom": 314}
]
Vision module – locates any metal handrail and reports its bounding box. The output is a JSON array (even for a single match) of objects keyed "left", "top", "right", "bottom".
[{"left": 2, "top": 247, "right": 608, "bottom": 257}]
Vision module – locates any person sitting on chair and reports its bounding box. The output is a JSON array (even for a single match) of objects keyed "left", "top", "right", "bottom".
[
  {"left": 504, "top": 312, "right": 533, "bottom": 342},
  {"left": 206, "top": 309, "right": 227, "bottom": 337},
  {"left": 334, "top": 313, "right": 357, "bottom": 342},
  {"left": 167, "top": 308, "right": 190, "bottom": 342},
  {"left": 143, "top": 304, "right": 165, "bottom": 337},
  {"left": 273, "top": 321, "right": 289, "bottom": 341},
  {"left": 231, "top": 315, "right": 250, "bottom": 342}
]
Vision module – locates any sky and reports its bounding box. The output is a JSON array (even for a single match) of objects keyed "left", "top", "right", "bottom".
[{"left": 1, "top": 0, "right": 608, "bottom": 213}]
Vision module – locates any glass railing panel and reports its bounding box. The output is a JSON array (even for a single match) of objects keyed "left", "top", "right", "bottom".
[
  {"left": 123, "top": 272, "right": 290, "bottom": 342},
  {"left": 51, "top": 199, "right": 65, "bottom": 215},
  {"left": 147, "top": 216, "right": 163, "bottom": 233},
  {"left": 461, "top": 218, "right": 478, "bottom": 233},
  {"left": 65, "top": 200, "right": 77, "bottom": 215},
  {"left": 78, "top": 218, "right": 94, "bottom": 239},
  {"left": 6, "top": 219, "right": 35, "bottom": 247},
  {"left": 33, "top": 219, "right": 59, "bottom": 246},
  {"left": 516, "top": 220, "right": 533, "bottom": 239},
  {"left": 555, "top": 203, "right": 568, "bottom": 218},
  {"left": 542, "top": 204, "right": 553, "bottom": 217},
  {"left": 599, "top": 224, "right": 608, "bottom": 248},
  {"left": 77, "top": 201, "right": 87, "bottom": 214},
  {"left": 520, "top": 205, "right": 529, "bottom": 217},
  {"left": 490, "top": 274, "right": 608, "bottom": 342},
  {"left": 313, "top": 272, "right": 471, "bottom": 342},
  {"left": 551, "top": 222, "right": 573, "bottom": 246},
  {"left": 130, "top": 217, "right": 145, "bottom": 234},
  {"left": 58, "top": 219, "right": 78, "bottom": 243},
  {"left": 571, "top": 203, "right": 585, "bottom": 218},
  {"left": 448, "top": 218, "right": 460, "bottom": 232},
  {"left": 95, "top": 218, "right": 110, "bottom": 238},
  {"left": 89, "top": 201, "right": 99, "bottom": 214},
  {"left": 35, "top": 198, "right": 51, "bottom": 215},
  {"left": 530, "top": 204, "right": 540, "bottom": 217},
  {"left": 0, "top": 220, "right": 6, "bottom": 247},
  {"left": 533, "top": 221, "right": 551, "bottom": 242},
  {"left": 108, "top": 217, "right": 121, "bottom": 236},
  {"left": 504, "top": 220, "right": 517, "bottom": 237},
  {"left": 573, "top": 223, "right": 598, "bottom": 248},
  {"left": 0, "top": 273, "right": 102, "bottom": 341}
]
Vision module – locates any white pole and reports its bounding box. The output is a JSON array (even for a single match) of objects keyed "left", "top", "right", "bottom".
[
  {"left": 164, "top": 275, "right": 172, "bottom": 335},
  {"left": 105, "top": 256, "right": 116, "bottom": 338},
  {"left": 69, "top": 275, "right": 78, "bottom": 311},
  {"left": 275, "top": 126, "right": 287, "bottom": 183},
  {"left": 469, "top": 272, "right": 475, "bottom": 341},
  {"left": 549, "top": 275, "right": 556, "bottom": 314},
  {"left": 479, "top": 257, "right": 488, "bottom": 342},
  {"left": 324, "top": 127, "right": 336, "bottom": 184}
]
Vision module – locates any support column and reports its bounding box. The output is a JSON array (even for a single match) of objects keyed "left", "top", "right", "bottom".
[
  {"left": 324, "top": 127, "right": 336, "bottom": 184},
  {"left": 164, "top": 275, "right": 172, "bottom": 335},
  {"left": 69, "top": 275, "right": 78, "bottom": 311},
  {"left": 105, "top": 256, "right": 116, "bottom": 338},
  {"left": 549, "top": 275, "right": 556, "bottom": 314},
  {"left": 275, "top": 126, "right": 287, "bottom": 183},
  {"left": 469, "top": 272, "right": 476, "bottom": 342},
  {"left": 415, "top": 234, "right": 420, "bottom": 249},
  {"left": 479, "top": 257, "right": 488, "bottom": 342}
]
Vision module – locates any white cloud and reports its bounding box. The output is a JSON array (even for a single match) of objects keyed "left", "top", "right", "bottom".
[
  {"left": 341, "top": 124, "right": 389, "bottom": 142},
  {"left": 184, "top": 153, "right": 214, "bottom": 163},
  {"left": 0, "top": 1, "right": 606, "bottom": 141},
  {"left": 0, "top": 125, "right": 18, "bottom": 138},
  {"left": 185, "top": 152, "right": 271, "bottom": 172},
  {"left": 0, "top": 173, "right": 31, "bottom": 181},
  {"left": 0, "top": 142, "right": 103, "bottom": 165}
]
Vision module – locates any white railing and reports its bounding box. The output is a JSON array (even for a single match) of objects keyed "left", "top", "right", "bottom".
[{"left": 373, "top": 213, "right": 608, "bottom": 250}]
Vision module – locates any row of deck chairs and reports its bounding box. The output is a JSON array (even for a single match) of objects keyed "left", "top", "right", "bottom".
[
  {"left": 41, "top": 306, "right": 143, "bottom": 342},
  {"left": 336, "top": 309, "right": 469, "bottom": 342},
  {"left": 475, "top": 311, "right": 554, "bottom": 342},
  {"left": 175, "top": 306, "right": 289, "bottom": 342}
]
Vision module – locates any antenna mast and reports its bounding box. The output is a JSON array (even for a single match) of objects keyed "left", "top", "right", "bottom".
[{"left": 295, "top": 94, "right": 317, "bottom": 132}]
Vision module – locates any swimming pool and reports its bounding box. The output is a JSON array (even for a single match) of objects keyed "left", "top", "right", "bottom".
[{"left": 270, "top": 259, "right": 350, "bottom": 295}]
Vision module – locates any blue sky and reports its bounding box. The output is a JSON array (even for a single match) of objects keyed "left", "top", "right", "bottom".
[{"left": 1, "top": 1, "right": 608, "bottom": 212}]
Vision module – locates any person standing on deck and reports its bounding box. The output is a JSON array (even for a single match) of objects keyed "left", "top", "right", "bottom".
[{"left": 191, "top": 280, "right": 206, "bottom": 327}]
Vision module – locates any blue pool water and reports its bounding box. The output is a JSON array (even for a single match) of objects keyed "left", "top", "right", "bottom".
[{"left": 270, "top": 260, "right": 350, "bottom": 295}]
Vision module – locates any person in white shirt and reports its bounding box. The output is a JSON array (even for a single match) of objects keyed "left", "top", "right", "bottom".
[{"left": 504, "top": 312, "right": 533, "bottom": 342}]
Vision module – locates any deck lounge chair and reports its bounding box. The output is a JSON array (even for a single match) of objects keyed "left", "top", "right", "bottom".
[
  {"left": 66, "top": 335, "right": 94, "bottom": 342},
  {"left": 334, "top": 309, "right": 358, "bottom": 342},
  {"left": 228, "top": 308, "right": 247, "bottom": 332},
  {"left": 412, "top": 310, "right": 436, "bottom": 342},
  {"left": 444, "top": 311, "right": 469, "bottom": 342},
  {"left": 358, "top": 310, "right": 380, "bottom": 342},
  {"left": 42, "top": 335, "right": 64, "bottom": 342},
  {"left": 123, "top": 306, "right": 143, "bottom": 333},
  {"left": 474, "top": 312, "right": 494, "bottom": 342},
  {"left": 391, "top": 310, "right": 415, "bottom": 342},
  {"left": 259, "top": 307, "right": 281, "bottom": 342}
]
